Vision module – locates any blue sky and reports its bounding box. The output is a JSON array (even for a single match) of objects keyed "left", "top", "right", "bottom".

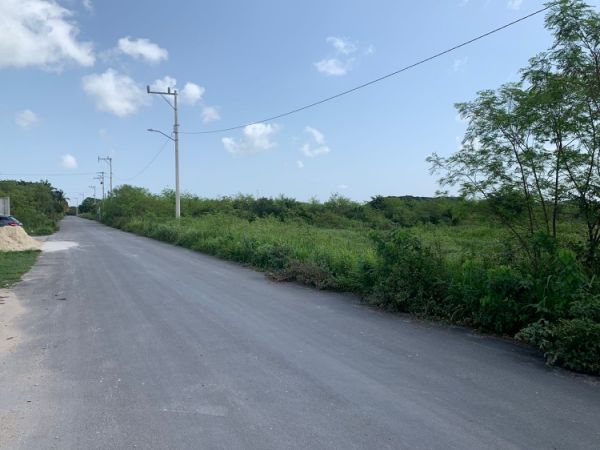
[{"left": 2, "top": 0, "right": 599, "bottom": 205}]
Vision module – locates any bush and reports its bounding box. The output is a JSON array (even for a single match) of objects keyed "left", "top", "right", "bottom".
[
  {"left": 369, "top": 230, "right": 450, "bottom": 316},
  {"left": 518, "top": 318, "right": 600, "bottom": 375},
  {"left": 551, "top": 319, "right": 600, "bottom": 374},
  {"left": 276, "top": 260, "right": 333, "bottom": 289},
  {"left": 475, "top": 266, "right": 531, "bottom": 334},
  {"left": 0, "top": 180, "right": 67, "bottom": 235},
  {"left": 569, "top": 295, "right": 600, "bottom": 322}
]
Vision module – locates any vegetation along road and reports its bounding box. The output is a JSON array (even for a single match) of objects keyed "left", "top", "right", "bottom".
[{"left": 0, "top": 216, "right": 598, "bottom": 449}]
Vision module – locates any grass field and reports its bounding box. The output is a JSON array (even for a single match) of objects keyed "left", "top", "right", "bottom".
[{"left": 0, "top": 251, "right": 39, "bottom": 288}]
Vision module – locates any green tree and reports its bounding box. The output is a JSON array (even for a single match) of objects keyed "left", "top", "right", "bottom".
[
  {"left": 429, "top": 0, "right": 600, "bottom": 268},
  {"left": 78, "top": 197, "right": 97, "bottom": 214}
]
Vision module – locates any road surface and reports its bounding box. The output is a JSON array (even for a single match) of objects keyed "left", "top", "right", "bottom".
[{"left": 1, "top": 217, "right": 599, "bottom": 449}]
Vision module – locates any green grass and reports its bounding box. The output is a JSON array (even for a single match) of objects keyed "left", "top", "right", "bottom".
[
  {"left": 0, "top": 251, "right": 39, "bottom": 288},
  {"left": 412, "top": 224, "right": 509, "bottom": 261},
  {"left": 121, "top": 215, "right": 377, "bottom": 290}
]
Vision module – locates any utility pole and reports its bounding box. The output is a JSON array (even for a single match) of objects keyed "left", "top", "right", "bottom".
[
  {"left": 89, "top": 184, "right": 98, "bottom": 220},
  {"left": 95, "top": 171, "right": 105, "bottom": 200},
  {"left": 98, "top": 156, "right": 113, "bottom": 194},
  {"left": 146, "top": 84, "right": 180, "bottom": 218},
  {"left": 94, "top": 173, "right": 105, "bottom": 221}
]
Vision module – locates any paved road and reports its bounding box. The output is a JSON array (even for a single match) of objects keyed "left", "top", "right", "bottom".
[{"left": 1, "top": 217, "right": 599, "bottom": 449}]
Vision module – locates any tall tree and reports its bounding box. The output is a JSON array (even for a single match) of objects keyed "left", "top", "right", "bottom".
[{"left": 429, "top": 0, "right": 600, "bottom": 268}]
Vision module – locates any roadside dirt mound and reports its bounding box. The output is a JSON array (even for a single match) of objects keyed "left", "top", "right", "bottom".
[{"left": 0, "top": 227, "right": 42, "bottom": 252}]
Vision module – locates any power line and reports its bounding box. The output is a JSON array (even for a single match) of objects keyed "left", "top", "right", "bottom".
[
  {"left": 180, "top": 5, "right": 551, "bottom": 135},
  {"left": 117, "top": 138, "right": 171, "bottom": 182}
]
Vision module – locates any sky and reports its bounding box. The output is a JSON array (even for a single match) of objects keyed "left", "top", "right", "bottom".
[{"left": 2, "top": 0, "right": 600, "bottom": 205}]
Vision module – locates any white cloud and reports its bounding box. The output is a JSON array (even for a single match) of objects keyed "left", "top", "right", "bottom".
[
  {"left": 452, "top": 56, "right": 468, "bottom": 72},
  {"left": 117, "top": 36, "right": 168, "bottom": 63},
  {"left": 150, "top": 75, "right": 177, "bottom": 92},
  {"left": 99, "top": 128, "right": 109, "bottom": 138},
  {"left": 150, "top": 77, "right": 204, "bottom": 105},
  {"left": 0, "top": 0, "right": 95, "bottom": 69},
  {"left": 315, "top": 35, "right": 371, "bottom": 76},
  {"left": 507, "top": 0, "right": 523, "bottom": 9},
  {"left": 305, "top": 126, "right": 325, "bottom": 145},
  {"left": 83, "top": 69, "right": 149, "bottom": 117},
  {"left": 300, "top": 126, "right": 331, "bottom": 158},
  {"left": 301, "top": 126, "right": 331, "bottom": 158},
  {"left": 15, "top": 109, "right": 39, "bottom": 129},
  {"left": 302, "top": 144, "right": 330, "bottom": 158},
  {"left": 82, "top": 0, "right": 93, "bottom": 12},
  {"left": 180, "top": 82, "right": 205, "bottom": 105},
  {"left": 326, "top": 36, "right": 356, "bottom": 55},
  {"left": 61, "top": 153, "right": 78, "bottom": 169},
  {"left": 296, "top": 160, "right": 304, "bottom": 169},
  {"left": 201, "top": 106, "right": 221, "bottom": 123},
  {"left": 222, "top": 123, "right": 279, "bottom": 155},
  {"left": 314, "top": 58, "right": 348, "bottom": 76},
  {"left": 338, "top": 184, "right": 349, "bottom": 190}
]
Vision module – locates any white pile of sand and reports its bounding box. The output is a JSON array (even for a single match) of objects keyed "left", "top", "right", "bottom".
[{"left": 0, "top": 227, "right": 42, "bottom": 252}]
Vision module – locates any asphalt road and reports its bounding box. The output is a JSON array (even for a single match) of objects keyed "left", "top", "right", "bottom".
[{"left": 1, "top": 217, "right": 599, "bottom": 449}]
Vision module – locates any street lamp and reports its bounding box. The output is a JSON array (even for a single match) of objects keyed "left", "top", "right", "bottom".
[{"left": 146, "top": 85, "right": 180, "bottom": 219}]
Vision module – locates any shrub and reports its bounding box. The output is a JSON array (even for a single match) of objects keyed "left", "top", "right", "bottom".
[
  {"left": 0, "top": 180, "right": 67, "bottom": 235},
  {"left": 252, "top": 242, "right": 292, "bottom": 270},
  {"left": 518, "top": 318, "right": 600, "bottom": 375},
  {"left": 369, "top": 230, "right": 450, "bottom": 316},
  {"left": 475, "top": 266, "right": 531, "bottom": 335},
  {"left": 446, "top": 259, "right": 489, "bottom": 325},
  {"left": 277, "top": 260, "right": 333, "bottom": 289},
  {"left": 569, "top": 295, "right": 600, "bottom": 322},
  {"left": 551, "top": 319, "right": 600, "bottom": 374},
  {"left": 525, "top": 248, "right": 587, "bottom": 321}
]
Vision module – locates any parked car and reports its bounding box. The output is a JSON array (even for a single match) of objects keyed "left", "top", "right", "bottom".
[{"left": 0, "top": 215, "right": 22, "bottom": 227}]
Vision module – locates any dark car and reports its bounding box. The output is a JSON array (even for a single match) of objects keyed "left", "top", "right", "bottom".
[{"left": 0, "top": 215, "right": 22, "bottom": 227}]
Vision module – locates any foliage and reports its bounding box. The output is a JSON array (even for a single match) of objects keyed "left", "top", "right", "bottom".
[
  {"left": 0, "top": 250, "right": 39, "bottom": 288},
  {"left": 78, "top": 197, "right": 98, "bottom": 215},
  {"left": 429, "top": 0, "right": 600, "bottom": 270},
  {"left": 116, "top": 214, "right": 376, "bottom": 292},
  {"left": 517, "top": 318, "right": 600, "bottom": 375},
  {"left": 99, "top": 186, "right": 469, "bottom": 231},
  {"left": 0, "top": 180, "right": 67, "bottom": 235},
  {"left": 423, "top": 0, "right": 600, "bottom": 372},
  {"left": 368, "top": 230, "right": 450, "bottom": 316}
]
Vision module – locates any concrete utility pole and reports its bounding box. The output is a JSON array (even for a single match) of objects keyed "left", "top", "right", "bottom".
[
  {"left": 95, "top": 172, "right": 105, "bottom": 201},
  {"left": 98, "top": 156, "right": 113, "bottom": 194},
  {"left": 146, "top": 85, "right": 180, "bottom": 218},
  {"left": 89, "top": 184, "right": 98, "bottom": 220}
]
